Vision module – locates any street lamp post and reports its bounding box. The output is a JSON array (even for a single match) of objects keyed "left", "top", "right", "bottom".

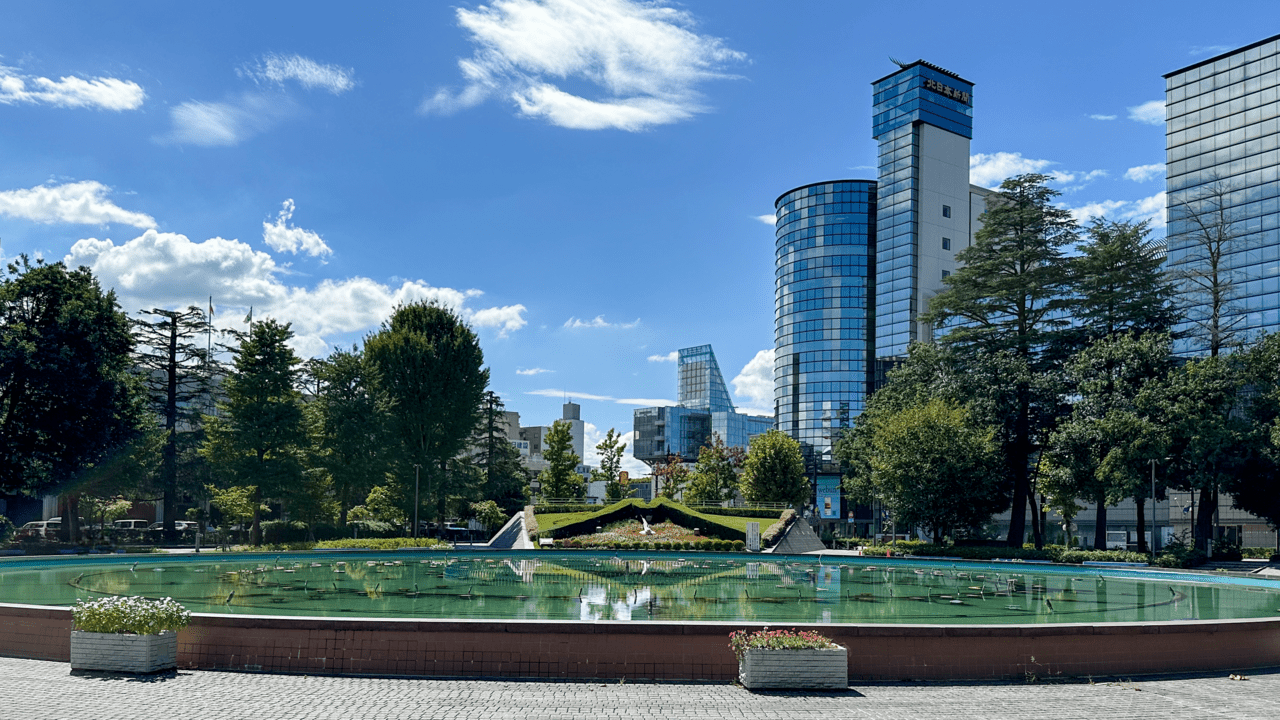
[
  {"left": 1149, "top": 458, "right": 1157, "bottom": 560},
  {"left": 413, "top": 463, "right": 422, "bottom": 539}
]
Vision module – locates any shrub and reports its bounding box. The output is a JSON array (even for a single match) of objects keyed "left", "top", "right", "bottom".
[
  {"left": 691, "top": 507, "right": 786, "bottom": 519},
  {"left": 761, "top": 509, "right": 795, "bottom": 546},
  {"left": 0, "top": 515, "right": 14, "bottom": 543},
  {"left": 732, "top": 540, "right": 745, "bottom": 551},
  {"left": 72, "top": 596, "right": 190, "bottom": 635},
  {"left": 313, "top": 537, "right": 450, "bottom": 550},
  {"left": 347, "top": 520, "right": 401, "bottom": 539},
  {"left": 728, "top": 628, "right": 836, "bottom": 660},
  {"left": 261, "top": 520, "right": 310, "bottom": 544},
  {"left": 1212, "top": 539, "right": 1243, "bottom": 561},
  {"left": 1242, "top": 546, "right": 1273, "bottom": 559},
  {"left": 1157, "top": 538, "right": 1206, "bottom": 568},
  {"left": 533, "top": 504, "right": 600, "bottom": 514}
]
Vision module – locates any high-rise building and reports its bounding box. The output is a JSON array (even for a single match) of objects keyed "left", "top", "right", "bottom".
[
  {"left": 1164, "top": 34, "right": 1280, "bottom": 349},
  {"left": 772, "top": 180, "right": 877, "bottom": 516},
  {"left": 633, "top": 345, "right": 773, "bottom": 468},
  {"left": 871, "top": 60, "right": 991, "bottom": 370}
]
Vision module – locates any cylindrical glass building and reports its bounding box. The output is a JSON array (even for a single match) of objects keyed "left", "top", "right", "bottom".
[{"left": 773, "top": 180, "right": 877, "bottom": 515}]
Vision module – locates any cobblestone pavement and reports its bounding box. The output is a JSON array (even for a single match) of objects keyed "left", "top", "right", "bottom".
[{"left": 3, "top": 657, "right": 1279, "bottom": 720}]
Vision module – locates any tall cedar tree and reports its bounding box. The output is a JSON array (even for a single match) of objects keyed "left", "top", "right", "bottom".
[
  {"left": 1169, "top": 180, "right": 1244, "bottom": 356},
  {"left": 537, "top": 419, "right": 582, "bottom": 500},
  {"left": 364, "top": 302, "right": 488, "bottom": 521},
  {"left": 201, "top": 319, "right": 306, "bottom": 545},
  {"left": 922, "top": 174, "right": 1078, "bottom": 547},
  {"left": 1071, "top": 219, "right": 1179, "bottom": 342},
  {"left": 133, "top": 306, "right": 215, "bottom": 540},
  {"left": 740, "top": 429, "right": 808, "bottom": 507},
  {"left": 0, "top": 258, "right": 145, "bottom": 543},
  {"left": 472, "top": 391, "right": 531, "bottom": 513},
  {"left": 304, "top": 347, "right": 392, "bottom": 525},
  {"left": 590, "top": 427, "right": 630, "bottom": 502}
]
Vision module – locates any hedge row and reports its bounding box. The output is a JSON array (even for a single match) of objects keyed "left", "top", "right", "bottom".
[
  {"left": 533, "top": 504, "right": 600, "bottom": 515},
  {"left": 692, "top": 507, "right": 785, "bottom": 519},
  {"left": 548, "top": 538, "right": 746, "bottom": 552},
  {"left": 312, "top": 537, "right": 452, "bottom": 550},
  {"left": 859, "top": 541, "right": 1164, "bottom": 566}
]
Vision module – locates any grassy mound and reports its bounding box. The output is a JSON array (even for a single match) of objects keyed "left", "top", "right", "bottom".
[{"left": 532, "top": 498, "right": 781, "bottom": 542}]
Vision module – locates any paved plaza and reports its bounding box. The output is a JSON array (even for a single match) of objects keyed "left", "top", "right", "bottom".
[{"left": 2, "top": 657, "right": 1279, "bottom": 720}]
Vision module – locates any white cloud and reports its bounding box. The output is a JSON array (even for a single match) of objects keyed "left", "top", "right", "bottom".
[
  {"left": 1128, "top": 100, "right": 1165, "bottom": 125},
  {"left": 730, "top": 349, "right": 774, "bottom": 416},
  {"left": 0, "top": 65, "right": 144, "bottom": 110},
  {"left": 240, "top": 53, "right": 355, "bottom": 94},
  {"left": 64, "top": 229, "right": 528, "bottom": 355},
  {"left": 0, "top": 181, "right": 156, "bottom": 229},
  {"left": 1088, "top": 114, "right": 1117, "bottom": 121},
  {"left": 262, "top": 199, "right": 332, "bottom": 257},
  {"left": 1189, "top": 45, "right": 1233, "bottom": 57},
  {"left": 526, "top": 388, "right": 675, "bottom": 407},
  {"left": 517, "top": 367, "right": 552, "bottom": 375},
  {"left": 754, "top": 213, "right": 776, "bottom": 226},
  {"left": 1064, "top": 191, "right": 1167, "bottom": 230},
  {"left": 162, "top": 93, "right": 296, "bottom": 147},
  {"left": 1124, "top": 164, "right": 1164, "bottom": 182},
  {"left": 969, "top": 152, "right": 1054, "bottom": 187},
  {"left": 564, "top": 315, "right": 639, "bottom": 329},
  {"left": 422, "top": 0, "right": 746, "bottom": 131},
  {"left": 582, "top": 423, "right": 647, "bottom": 475},
  {"left": 647, "top": 351, "right": 677, "bottom": 363}
]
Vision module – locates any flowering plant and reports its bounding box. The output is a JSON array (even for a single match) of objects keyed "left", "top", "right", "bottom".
[
  {"left": 71, "top": 596, "right": 190, "bottom": 635},
  {"left": 729, "top": 627, "right": 836, "bottom": 660}
]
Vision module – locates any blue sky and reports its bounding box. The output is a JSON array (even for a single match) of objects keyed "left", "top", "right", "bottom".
[{"left": 0, "top": 1, "right": 1270, "bottom": 473}]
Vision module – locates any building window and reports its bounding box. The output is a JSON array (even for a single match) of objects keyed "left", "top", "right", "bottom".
[
  {"left": 942, "top": 270, "right": 950, "bottom": 280},
  {"left": 942, "top": 237, "right": 951, "bottom": 251},
  {"left": 942, "top": 205, "right": 951, "bottom": 218}
]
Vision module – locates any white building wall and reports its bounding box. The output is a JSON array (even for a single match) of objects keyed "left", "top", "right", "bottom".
[{"left": 915, "top": 123, "right": 972, "bottom": 341}]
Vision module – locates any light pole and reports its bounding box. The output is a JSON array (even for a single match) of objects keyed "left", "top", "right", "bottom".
[
  {"left": 413, "top": 463, "right": 422, "bottom": 539},
  {"left": 1149, "top": 458, "right": 1157, "bottom": 560}
]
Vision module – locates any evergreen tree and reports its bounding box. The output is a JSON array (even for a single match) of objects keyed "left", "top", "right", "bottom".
[
  {"left": 740, "top": 429, "right": 807, "bottom": 507},
  {"left": 684, "top": 433, "right": 744, "bottom": 505},
  {"left": 922, "top": 173, "right": 1079, "bottom": 547},
  {"left": 589, "top": 427, "right": 629, "bottom": 502},
  {"left": 132, "top": 306, "right": 216, "bottom": 540},
  {"left": 201, "top": 319, "right": 306, "bottom": 545},
  {"left": 1070, "top": 218, "right": 1178, "bottom": 343},
  {"left": 472, "top": 391, "right": 530, "bottom": 513},
  {"left": 537, "top": 420, "right": 582, "bottom": 500},
  {"left": 365, "top": 302, "right": 488, "bottom": 522}
]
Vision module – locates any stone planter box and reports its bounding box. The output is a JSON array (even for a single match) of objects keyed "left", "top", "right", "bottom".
[
  {"left": 70, "top": 630, "right": 177, "bottom": 673},
  {"left": 739, "top": 645, "right": 847, "bottom": 690}
]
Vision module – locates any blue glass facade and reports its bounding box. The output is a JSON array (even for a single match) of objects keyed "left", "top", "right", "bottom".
[
  {"left": 1165, "top": 35, "right": 1280, "bottom": 350},
  {"left": 633, "top": 345, "right": 773, "bottom": 467},
  {"left": 773, "top": 180, "right": 877, "bottom": 475},
  {"left": 871, "top": 62, "right": 974, "bottom": 359}
]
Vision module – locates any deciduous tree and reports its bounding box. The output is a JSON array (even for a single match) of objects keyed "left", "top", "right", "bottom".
[
  {"left": 740, "top": 429, "right": 807, "bottom": 507},
  {"left": 538, "top": 420, "right": 582, "bottom": 500}
]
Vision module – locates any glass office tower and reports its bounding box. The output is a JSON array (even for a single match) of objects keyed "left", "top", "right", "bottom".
[
  {"left": 773, "top": 180, "right": 876, "bottom": 511},
  {"left": 871, "top": 60, "right": 975, "bottom": 365},
  {"left": 1165, "top": 34, "right": 1280, "bottom": 349}
]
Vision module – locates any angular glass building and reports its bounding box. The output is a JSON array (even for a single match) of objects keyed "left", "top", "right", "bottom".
[
  {"left": 633, "top": 345, "right": 773, "bottom": 468},
  {"left": 772, "top": 180, "right": 877, "bottom": 513},
  {"left": 1165, "top": 34, "right": 1280, "bottom": 350},
  {"left": 871, "top": 60, "right": 983, "bottom": 365}
]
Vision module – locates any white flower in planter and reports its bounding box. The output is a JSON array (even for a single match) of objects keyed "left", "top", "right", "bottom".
[{"left": 70, "top": 596, "right": 190, "bottom": 673}]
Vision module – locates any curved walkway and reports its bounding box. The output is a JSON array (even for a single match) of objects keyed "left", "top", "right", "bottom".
[{"left": 2, "top": 657, "right": 1278, "bottom": 719}]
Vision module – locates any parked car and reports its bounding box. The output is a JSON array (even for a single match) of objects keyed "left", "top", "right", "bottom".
[
  {"left": 113, "top": 519, "right": 151, "bottom": 531},
  {"left": 15, "top": 520, "right": 59, "bottom": 540},
  {"left": 147, "top": 521, "right": 199, "bottom": 532}
]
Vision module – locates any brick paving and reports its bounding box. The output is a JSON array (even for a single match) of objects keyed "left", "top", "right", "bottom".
[{"left": 2, "top": 656, "right": 1279, "bottom": 719}]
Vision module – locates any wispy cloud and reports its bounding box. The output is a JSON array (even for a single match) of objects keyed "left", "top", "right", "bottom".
[
  {"left": 162, "top": 93, "right": 297, "bottom": 147},
  {"left": 421, "top": 0, "right": 746, "bottom": 131},
  {"left": 564, "top": 315, "right": 639, "bottom": 329},
  {"left": 754, "top": 213, "right": 776, "bottom": 226},
  {"left": 0, "top": 181, "right": 156, "bottom": 228},
  {"left": 527, "top": 388, "right": 676, "bottom": 406},
  {"left": 239, "top": 53, "right": 355, "bottom": 95},
  {"left": 1189, "top": 45, "right": 1233, "bottom": 57},
  {"left": 263, "top": 199, "right": 332, "bottom": 257},
  {"left": 1124, "top": 164, "right": 1164, "bottom": 183},
  {"left": 1063, "top": 191, "right": 1167, "bottom": 230},
  {"left": 517, "top": 367, "right": 552, "bottom": 375},
  {"left": 1088, "top": 114, "right": 1116, "bottom": 121},
  {"left": 0, "top": 64, "right": 144, "bottom": 110},
  {"left": 647, "top": 351, "right": 677, "bottom": 363},
  {"left": 1128, "top": 100, "right": 1164, "bottom": 125}
]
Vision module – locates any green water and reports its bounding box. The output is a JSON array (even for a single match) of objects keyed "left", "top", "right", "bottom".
[{"left": 2, "top": 552, "right": 1278, "bottom": 624}]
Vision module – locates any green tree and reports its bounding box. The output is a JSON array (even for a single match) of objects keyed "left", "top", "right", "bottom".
[
  {"left": 0, "top": 257, "right": 147, "bottom": 543},
  {"left": 655, "top": 455, "right": 691, "bottom": 500},
  {"left": 201, "top": 319, "right": 306, "bottom": 545},
  {"left": 538, "top": 420, "right": 583, "bottom": 500},
  {"left": 684, "top": 433, "right": 744, "bottom": 505},
  {"left": 740, "top": 429, "right": 807, "bottom": 507},
  {"left": 365, "top": 302, "right": 488, "bottom": 522},
  {"left": 207, "top": 484, "right": 263, "bottom": 542},
  {"left": 590, "top": 428, "right": 629, "bottom": 502},
  {"left": 852, "top": 398, "right": 1002, "bottom": 541},
  {"left": 923, "top": 174, "right": 1079, "bottom": 547},
  {"left": 304, "top": 347, "right": 392, "bottom": 526},
  {"left": 132, "top": 306, "right": 216, "bottom": 541},
  {"left": 469, "top": 499, "right": 507, "bottom": 535},
  {"left": 472, "top": 391, "right": 530, "bottom": 513},
  {"left": 1070, "top": 218, "right": 1178, "bottom": 343}
]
